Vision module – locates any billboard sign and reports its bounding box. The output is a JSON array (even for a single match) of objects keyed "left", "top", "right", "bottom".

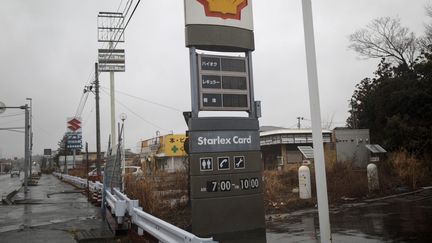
[
  {"left": 198, "top": 54, "right": 250, "bottom": 111},
  {"left": 67, "top": 117, "right": 81, "bottom": 133},
  {"left": 43, "top": 149, "right": 52, "bottom": 156},
  {"left": 66, "top": 132, "right": 82, "bottom": 150},
  {"left": 66, "top": 117, "right": 82, "bottom": 150},
  {"left": 98, "top": 49, "right": 125, "bottom": 72},
  {"left": 185, "top": 0, "right": 253, "bottom": 30}
]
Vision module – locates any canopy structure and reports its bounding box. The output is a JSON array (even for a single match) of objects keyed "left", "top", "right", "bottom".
[
  {"left": 297, "top": 146, "right": 314, "bottom": 159},
  {"left": 365, "top": 144, "right": 387, "bottom": 154}
]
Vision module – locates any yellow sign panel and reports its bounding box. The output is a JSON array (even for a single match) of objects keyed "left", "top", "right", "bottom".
[{"left": 163, "top": 134, "right": 187, "bottom": 157}]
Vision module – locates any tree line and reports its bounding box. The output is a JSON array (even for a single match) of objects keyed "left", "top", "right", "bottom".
[{"left": 347, "top": 12, "right": 432, "bottom": 160}]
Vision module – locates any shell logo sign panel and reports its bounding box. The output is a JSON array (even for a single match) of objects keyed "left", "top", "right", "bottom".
[
  {"left": 184, "top": 0, "right": 253, "bottom": 30},
  {"left": 197, "top": 0, "right": 248, "bottom": 20}
]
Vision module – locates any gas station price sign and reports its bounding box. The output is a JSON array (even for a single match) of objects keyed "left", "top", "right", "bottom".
[{"left": 198, "top": 54, "right": 250, "bottom": 111}]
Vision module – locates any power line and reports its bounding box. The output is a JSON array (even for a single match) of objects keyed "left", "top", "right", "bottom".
[
  {"left": 0, "top": 117, "right": 24, "bottom": 125},
  {"left": 100, "top": 86, "right": 182, "bottom": 112},
  {"left": 0, "top": 112, "right": 24, "bottom": 118},
  {"left": 100, "top": 88, "right": 169, "bottom": 132}
]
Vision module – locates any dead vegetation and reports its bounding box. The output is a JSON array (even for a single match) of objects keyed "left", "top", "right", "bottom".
[
  {"left": 71, "top": 150, "right": 431, "bottom": 227},
  {"left": 124, "top": 170, "right": 190, "bottom": 229}
]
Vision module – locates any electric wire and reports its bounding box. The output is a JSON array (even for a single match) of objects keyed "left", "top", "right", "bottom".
[
  {"left": 0, "top": 112, "right": 24, "bottom": 118},
  {"left": 100, "top": 88, "right": 169, "bottom": 132},
  {"left": 99, "top": 86, "right": 182, "bottom": 112},
  {"left": 0, "top": 129, "right": 24, "bottom": 134}
]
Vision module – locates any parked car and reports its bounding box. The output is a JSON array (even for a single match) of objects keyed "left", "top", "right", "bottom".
[
  {"left": 10, "top": 169, "right": 20, "bottom": 178},
  {"left": 87, "top": 166, "right": 143, "bottom": 178},
  {"left": 88, "top": 167, "right": 104, "bottom": 176},
  {"left": 124, "top": 166, "right": 143, "bottom": 177}
]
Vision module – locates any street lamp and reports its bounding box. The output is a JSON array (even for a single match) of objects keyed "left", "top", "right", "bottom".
[
  {"left": 0, "top": 101, "right": 30, "bottom": 193},
  {"left": 119, "top": 113, "right": 127, "bottom": 191},
  {"left": 25, "top": 98, "right": 33, "bottom": 177}
]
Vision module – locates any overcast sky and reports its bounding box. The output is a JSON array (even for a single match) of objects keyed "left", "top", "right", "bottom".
[{"left": 0, "top": 0, "right": 430, "bottom": 158}]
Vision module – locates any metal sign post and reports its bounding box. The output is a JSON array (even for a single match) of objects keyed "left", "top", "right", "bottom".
[
  {"left": 184, "top": 1, "right": 265, "bottom": 240},
  {"left": 301, "top": 0, "right": 332, "bottom": 242},
  {"left": 97, "top": 11, "right": 126, "bottom": 155}
]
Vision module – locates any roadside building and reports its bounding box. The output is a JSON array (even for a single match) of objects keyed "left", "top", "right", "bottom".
[
  {"left": 260, "top": 126, "right": 333, "bottom": 169},
  {"left": 139, "top": 134, "right": 187, "bottom": 173},
  {"left": 333, "top": 128, "right": 371, "bottom": 167}
]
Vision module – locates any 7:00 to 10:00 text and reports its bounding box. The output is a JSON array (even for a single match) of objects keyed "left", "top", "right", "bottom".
[{"left": 206, "top": 178, "right": 259, "bottom": 192}]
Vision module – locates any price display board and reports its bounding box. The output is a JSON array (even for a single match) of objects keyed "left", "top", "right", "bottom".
[{"left": 198, "top": 54, "right": 251, "bottom": 111}]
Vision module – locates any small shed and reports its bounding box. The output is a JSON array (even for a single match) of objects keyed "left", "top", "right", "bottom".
[{"left": 365, "top": 144, "right": 387, "bottom": 162}]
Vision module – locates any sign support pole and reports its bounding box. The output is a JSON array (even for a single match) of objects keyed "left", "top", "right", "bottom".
[
  {"left": 72, "top": 149, "right": 76, "bottom": 168},
  {"left": 64, "top": 138, "right": 68, "bottom": 174},
  {"left": 189, "top": 47, "right": 199, "bottom": 118},
  {"left": 109, "top": 42, "right": 117, "bottom": 154},
  {"left": 301, "top": 0, "right": 332, "bottom": 242},
  {"left": 246, "top": 51, "right": 256, "bottom": 118}
]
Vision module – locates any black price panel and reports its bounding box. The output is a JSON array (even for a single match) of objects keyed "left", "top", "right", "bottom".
[
  {"left": 222, "top": 76, "right": 247, "bottom": 90},
  {"left": 223, "top": 94, "right": 248, "bottom": 108},
  {"left": 201, "top": 75, "right": 222, "bottom": 89},
  {"left": 221, "top": 58, "right": 246, "bottom": 72},
  {"left": 198, "top": 54, "right": 250, "bottom": 111},
  {"left": 201, "top": 57, "right": 221, "bottom": 71}
]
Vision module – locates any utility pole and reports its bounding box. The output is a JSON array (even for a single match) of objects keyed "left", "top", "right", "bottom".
[
  {"left": 24, "top": 104, "right": 29, "bottom": 192},
  {"left": 297, "top": 116, "right": 304, "bottom": 129},
  {"left": 63, "top": 136, "right": 68, "bottom": 174},
  {"left": 86, "top": 142, "right": 89, "bottom": 200},
  {"left": 95, "top": 62, "right": 102, "bottom": 176}
]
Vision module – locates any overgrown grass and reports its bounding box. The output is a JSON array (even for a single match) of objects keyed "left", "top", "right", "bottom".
[
  {"left": 124, "top": 170, "right": 190, "bottom": 229},
  {"left": 380, "top": 150, "right": 431, "bottom": 190},
  {"left": 123, "top": 151, "right": 432, "bottom": 226}
]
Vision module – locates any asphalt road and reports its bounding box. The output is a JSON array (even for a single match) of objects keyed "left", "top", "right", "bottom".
[{"left": 0, "top": 174, "right": 111, "bottom": 243}]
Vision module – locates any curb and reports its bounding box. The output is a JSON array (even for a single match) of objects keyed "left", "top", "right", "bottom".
[{"left": 2, "top": 185, "right": 22, "bottom": 205}]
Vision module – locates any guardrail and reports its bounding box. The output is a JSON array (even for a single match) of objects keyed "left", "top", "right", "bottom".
[
  {"left": 105, "top": 189, "right": 127, "bottom": 224},
  {"left": 53, "top": 172, "right": 217, "bottom": 243},
  {"left": 113, "top": 188, "right": 140, "bottom": 216},
  {"left": 133, "top": 207, "right": 216, "bottom": 243}
]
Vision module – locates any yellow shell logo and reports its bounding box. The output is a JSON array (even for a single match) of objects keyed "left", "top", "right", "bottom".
[{"left": 197, "top": 0, "right": 248, "bottom": 20}]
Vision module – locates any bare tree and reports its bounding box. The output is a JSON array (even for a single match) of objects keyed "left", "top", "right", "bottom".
[
  {"left": 420, "top": 6, "right": 432, "bottom": 50},
  {"left": 349, "top": 17, "right": 419, "bottom": 67}
]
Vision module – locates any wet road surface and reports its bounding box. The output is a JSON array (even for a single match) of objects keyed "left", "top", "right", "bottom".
[
  {"left": 266, "top": 189, "right": 432, "bottom": 242},
  {"left": 0, "top": 174, "right": 110, "bottom": 243},
  {"left": 2, "top": 174, "right": 432, "bottom": 242}
]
